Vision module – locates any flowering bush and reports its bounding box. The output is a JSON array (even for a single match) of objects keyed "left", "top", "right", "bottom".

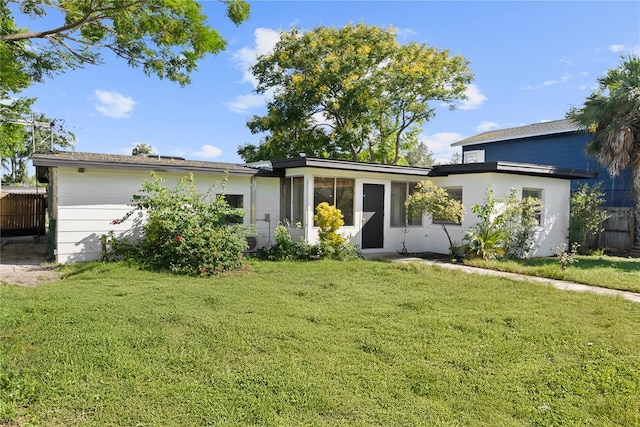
[
  {"left": 314, "top": 202, "right": 346, "bottom": 251},
  {"left": 106, "top": 172, "right": 250, "bottom": 275}
]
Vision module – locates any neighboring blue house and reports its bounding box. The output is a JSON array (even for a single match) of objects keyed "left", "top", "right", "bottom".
[{"left": 451, "top": 119, "right": 633, "bottom": 208}]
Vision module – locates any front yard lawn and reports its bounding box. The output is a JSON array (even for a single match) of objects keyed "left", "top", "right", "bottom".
[
  {"left": 464, "top": 254, "right": 640, "bottom": 293},
  {"left": 1, "top": 259, "right": 639, "bottom": 425}
]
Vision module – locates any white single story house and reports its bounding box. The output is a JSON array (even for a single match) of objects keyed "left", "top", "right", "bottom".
[{"left": 32, "top": 151, "right": 596, "bottom": 264}]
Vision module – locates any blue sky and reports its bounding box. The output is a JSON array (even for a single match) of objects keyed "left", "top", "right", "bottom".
[{"left": 16, "top": 1, "right": 640, "bottom": 164}]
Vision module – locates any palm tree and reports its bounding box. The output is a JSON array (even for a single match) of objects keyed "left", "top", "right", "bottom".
[{"left": 567, "top": 55, "right": 640, "bottom": 253}]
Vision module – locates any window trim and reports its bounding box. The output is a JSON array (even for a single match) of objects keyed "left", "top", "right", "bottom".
[
  {"left": 217, "top": 193, "right": 244, "bottom": 224},
  {"left": 432, "top": 186, "right": 463, "bottom": 226},
  {"left": 522, "top": 187, "right": 543, "bottom": 226},
  {"left": 280, "top": 176, "right": 304, "bottom": 227},
  {"left": 313, "top": 177, "right": 354, "bottom": 226},
  {"left": 390, "top": 181, "right": 422, "bottom": 228}
]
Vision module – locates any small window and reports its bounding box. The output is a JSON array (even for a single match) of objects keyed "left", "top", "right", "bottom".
[
  {"left": 522, "top": 188, "right": 543, "bottom": 225},
  {"left": 432, "top": 187, "right": 463, "bottom": 225},
  {"left": 391, "top": 182, "right": 422, "bottom": 227},
  {"left": 218, "top": 194, "right": 244, "bottom": 224}
]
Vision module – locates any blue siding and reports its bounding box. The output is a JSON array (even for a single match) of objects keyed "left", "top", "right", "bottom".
[{"left": 462, "top": 133, "right": 633, "bottom": 207}]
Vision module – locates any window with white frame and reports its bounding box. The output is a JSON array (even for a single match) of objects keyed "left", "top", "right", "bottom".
[
  {"left": 432, "top": 187, "right": 463, "bottom": 225},
  {"left": 313, "top": 177, "right": 354, "bottom": 226},
  {"left": 217, "top": 194, "right": 244, "bottom": 224},
  {"left": 280, "top": 176, "right": 304, "bottom": 226},
  {"left": 522, "top": 187, "right": 543, "bottom": 225},
  {"left": 391, "top": 182, "right": 422, "bottom": 227}
]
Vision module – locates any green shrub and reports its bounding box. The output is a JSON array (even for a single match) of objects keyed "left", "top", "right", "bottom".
[
  {"left": 465, "top": 187, "right": 541, "bottom": 260},
  {"left": 256, "top": 225, "right": 322, "bottom": 261},
  {"left": 569, "top": 182, "right": 610, "bottom": 254},
  {"left": 314, "top": 202, "right": 346, "bottom": 250},
  {"left": 314, "top": 202, "right": 361, "bottom": 260},
  {"left": 106, "top": 172, "right": 250, "bottom": 275}
]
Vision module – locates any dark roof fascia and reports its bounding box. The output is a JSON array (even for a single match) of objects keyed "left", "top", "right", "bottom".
[
  {"left": 32, "top": 152, "right": 260, "bottom": 176},
  {"left": 270, "top": 157, "right": 433, "bottom": 177},
  {"left": 430, "top": 162, "right": 597, "bottom": 180}
]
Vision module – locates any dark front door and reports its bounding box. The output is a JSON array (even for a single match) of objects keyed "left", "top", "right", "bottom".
[{"left": 362, "top": 184, "right": 384, "bottom": 249}]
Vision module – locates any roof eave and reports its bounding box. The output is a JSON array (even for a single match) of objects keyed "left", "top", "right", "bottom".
[
  {"left": 430, "top": 162, "right": 597, "bottom": 180},
  {"left": 271, "top": 157, "right": 433, "bottom": 176},
  {"left": 32, "top": 154, "right": 260, "bottom": 176}
]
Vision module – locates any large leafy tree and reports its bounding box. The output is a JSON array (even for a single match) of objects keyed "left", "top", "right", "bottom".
[
  {"left": 239, "top": 24, "right": 472, "bottom": 164},
  {"left": 1, "top": 0, "right": 250, "bottom": 86},
  {"left": 567, "top": 55, "right": 640, "bottom": 251},
  {"left": 1, "top": 0, "right": 249, "bottom": 181}
]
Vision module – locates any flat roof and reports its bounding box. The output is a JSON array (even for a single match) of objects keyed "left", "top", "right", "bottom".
[
  {"left": 430, "top": 161, "right": 597, "bottom": 180},
  {"left": 270, "top": 157, "right": 434, "bottom": 177}
]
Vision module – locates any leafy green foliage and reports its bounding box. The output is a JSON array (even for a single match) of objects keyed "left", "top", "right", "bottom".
[
  {"left": 501, "top": 189, "right": 542, "bottom": 258},
  {"left": 107, "top": 172, "right": 249, "bottom": 275},
  {"left": 555, "top": 242, "right": 580, "bottom": 271},
  {"left": 465, "top": 187, "right": 542, "bottom": 260},
  {"left": 314, "top": 202, "right": 346, "bottom": 249},
  {"left": 567, "top": 54, "right": 640, "bottom": 248},
  {"left": 569, "top": 182, "right": 610, "bottom": 253},
  {"left": 1, "top": 0, "right": 248, "bottom": 181},
  {"left": 256, "top": 225, "right": 321, "bottom": 261},
  {"left": 239, "top": 23, "right": 472, "bottom": 164},
  {"left": 1, "top": 0, "right": 250, "bottom": 87},
  {"left": 405, "top": 180, "right": 463, "bottom": 253},
  {"left": 131, "top": 143, "right": 155, "bottom": 156},
  {"left": 257, "top": 206, "right": 360, "bottom": 261}
]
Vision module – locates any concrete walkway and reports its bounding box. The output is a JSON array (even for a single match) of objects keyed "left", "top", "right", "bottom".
[{"left": 394, "top": 256, "right": 640, "bottom": 303}]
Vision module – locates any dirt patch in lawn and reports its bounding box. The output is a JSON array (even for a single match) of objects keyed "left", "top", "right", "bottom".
[{"left": 0, "top": 236, "right": 62, "bottom": 287}]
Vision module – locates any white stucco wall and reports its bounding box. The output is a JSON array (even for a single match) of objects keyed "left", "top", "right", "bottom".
[
  {"left": 52, "top": 167, "right": 278, "bottom": 264},
  {"left": 427, "top": 173, "right": 571, "bottom": 257},
  {"left": 284, "top": 168, "right": 570, "bottom": 258},
  {"left": 51, "top": 163, "right": 570, "bottom": 263}
]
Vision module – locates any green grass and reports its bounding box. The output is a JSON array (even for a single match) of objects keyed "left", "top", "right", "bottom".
[
  {"left": 463, "top": 255, "right": 640, "bottom": 293},
  {"left": 1, "top": 259, "right": 639, "bottom": 426}
]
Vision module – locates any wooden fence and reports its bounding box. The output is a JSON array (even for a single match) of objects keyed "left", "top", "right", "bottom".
[
  {"left": 0, "top": 193, "right": 46, "bottom": 237},
  {"left": 587, "top": 207, "right": 635, "bottom": 253}
]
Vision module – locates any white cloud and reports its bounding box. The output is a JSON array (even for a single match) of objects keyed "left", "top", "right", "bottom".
[
  {"left": 225, "top": 93, "right": 267, "bottom": 114},
  {"left": 458, "top": 84, "right": 487, "bottom": 110},
  {"left": 232, "top": 28, "right": 282, "bottom": 87},
  {"left": 475, "top": 121, "right": 499, "bottom": 132},
  {"left": 227, "top": 28, "right": 282, "bottom": 114},
  {"left": 192, "top": 145, "right": 223, "bottom": 159},
  {"left": 94, "top": 90, "right": 137, "bottom": 118},
  {"left": 559, "top": 57, "right": 574, "bottom": 66},
  {"left": 523, "top": 73, "right": 572, "bottom": 90},
  {"left": 609, "top": 44, "right": 625, "bottom": 53},
  {"left": 542, "top": 73, "right": 572, "bottom": 87},
  {"left": 418, "top": 132, "right": 463, "bottom": 163},
  {"left": 394, "top": 27, "right": 418, "bottom": 39}
]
